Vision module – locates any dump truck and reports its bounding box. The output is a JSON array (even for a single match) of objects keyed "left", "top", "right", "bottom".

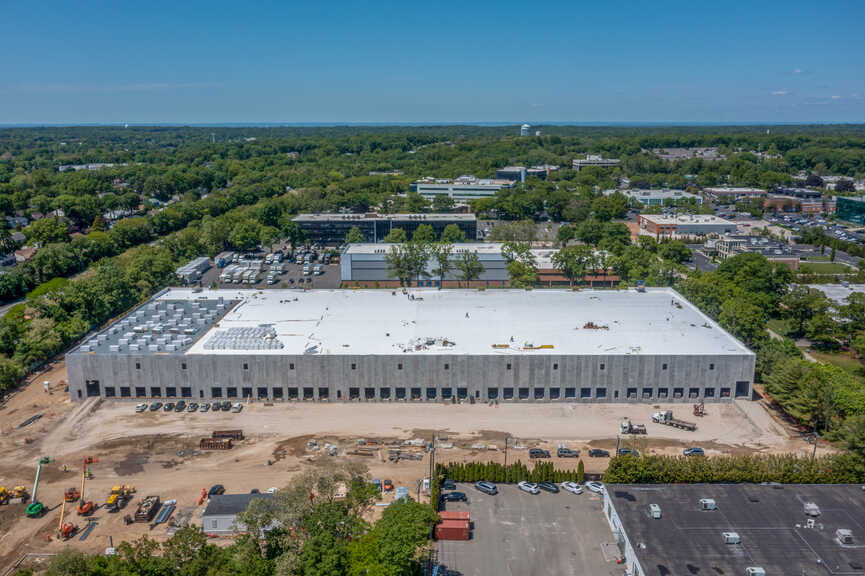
[
  {"left": 652, "top": 410, "right": 697, "bottom": 431},
  {"left": 620, "top": 419, "right": 647, "bottom": 435}
]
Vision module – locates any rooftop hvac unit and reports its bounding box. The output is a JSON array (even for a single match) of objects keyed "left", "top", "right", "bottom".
[
  {"left": 837, "top": 529, "right": 854, "bottom": 545},
  {"left": 699, "top": 498, "right": 717, "bottom": 511},
  {"left": 745, "top": 568, "right": 765, "bottom": 576},
  {"left": 804, "top": 502, "right": 821, "bottom": 516},
  {"left": 722, "top": 532, "right": 741, "bottom": 544}
]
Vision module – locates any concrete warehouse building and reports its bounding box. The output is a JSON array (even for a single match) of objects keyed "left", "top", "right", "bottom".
[
  {"left": 66, "top": 287, "right": 754, "bottom": 404},
  {"left": 339, "top": 243, "right": 620, "bottom": 288},
  {"left": 292, "top": 213, "right": 477, "bottom": 245}
]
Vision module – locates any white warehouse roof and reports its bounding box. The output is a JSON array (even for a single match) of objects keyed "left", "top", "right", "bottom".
[{"left": 152, "top": 288, "right": 752, "bottom": 357}]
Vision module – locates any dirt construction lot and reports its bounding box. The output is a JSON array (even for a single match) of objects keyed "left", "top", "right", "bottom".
[{"left": 0, "top": 362, "right": 823, "bottom": 570}]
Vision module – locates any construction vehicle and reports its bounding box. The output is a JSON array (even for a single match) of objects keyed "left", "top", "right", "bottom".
[
  {"left": 25, "top": 461, "right": 44, "bottom": 518},
  {"left": 620, "top": 419, "right": 647, "bottom": 435},
  {"left": 105, "top": 485, "right": 135, "bottom": 512},
  {"left": 11, "top": 485, "right": 28, "bottom": 500},
  {"left": 693, "top": 402, "right": 706, "bottom": 417},
  {"left": 0, "top": 486, "right": 7, "bottom": 504},
  {"left": 652, "top": 410, "right": 697, "bottom": 431},
  {"left": 64, "top": 487, "right": 80, "bottom": 502},
  {"left": 57, "top": 498, "right": 78, "bottom": 540},
  {"left": 77, "top": 458, "right": 94, "bottom": 516}
]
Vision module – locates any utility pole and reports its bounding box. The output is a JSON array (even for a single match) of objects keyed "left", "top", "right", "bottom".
[{"left": 504, "top": 435, "right": 509, "bottom": 467}]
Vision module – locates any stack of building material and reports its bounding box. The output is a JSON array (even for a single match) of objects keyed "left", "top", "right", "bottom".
[
  {"left": 200, "top": 438, "right": 233, "bottom": 450},
  {"left": 212, "top": 430, "right": 244, "bottom": 440},
  {"left": 434, "top": 510, "right": 471, "bottom": 540}
]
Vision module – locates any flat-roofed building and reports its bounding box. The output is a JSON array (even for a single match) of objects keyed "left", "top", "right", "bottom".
[
  {"left": 704, "top": 187, "right": 766, "bottom": 201},
  {"left": 411, "top": 176, "right": 515, "bottom": 201},
  {"left": 572, "top": 154, "right": 621, "bottom": 171},
  {"left": 604, "top": 483, "right": 865, "bottom": 576},
  {"left": 638, "top": 214, "right": 736, "bottom": 239},
  {"left": 66, "top": 287, "right": 754, "bottom": 404},
  {"left": 608, "top": 189, "right": 702, "bottom": 207},
  {"left": 340, "top": 243, "right": 619, "bottom": 288},
  {"left": 292, "top": 213, "right": 477, "bottom": 245},
  {"left": 705, "top": 236, "right": 799, "bottom": 270}
]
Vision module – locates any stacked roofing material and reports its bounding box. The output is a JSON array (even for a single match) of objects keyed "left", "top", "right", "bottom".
[{"left": 434, "top": 510, "right": 471, "bottom": 541}]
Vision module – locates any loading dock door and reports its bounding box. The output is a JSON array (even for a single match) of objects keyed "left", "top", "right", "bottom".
[{"left": 735, "top": 381, "right": 750, "bottom": 398}]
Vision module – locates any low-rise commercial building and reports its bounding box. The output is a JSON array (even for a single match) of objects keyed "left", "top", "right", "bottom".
[
  {"left": 604, "top": 484, "right": 865, "bottom": 576},
  {"left": 411, "top": 176, "right": 515, "bottom": 201},
  {"left": 339, "top": 243, "right": 619, "bottom": 288},
  {"left": 768, "top": 188, "right": 835, "bottom": 214},
  {"left": 608, "top": 189, "right": 702, "bottom": 206},
  {"left": 836, "top": 196, "right": 865, "bottom": 224},
  {"left": 292, "top": 213, "right": 477, "bottom": 245},
  {"left": 704, "top": 187, "right": 766, "bottom": 201},
  {"left": 639, "top": 214, "right": 736, "bottom": 239},
  {"left": 495, "top": 165, "right": 558, "bottom": 182},
  {"left": 704, "top": 236, "right": 799, "bottom": 270},
  {"left": 572, "top": 155, "right": 621, "bottom": 171}
]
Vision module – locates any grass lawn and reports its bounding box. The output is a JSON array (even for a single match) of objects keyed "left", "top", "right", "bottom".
[
  {"left": 798, "top": 262, "right": 852, "bottom": 274},
  {"left": 809, "top": 349, "right": 864, "bottom": 374}
]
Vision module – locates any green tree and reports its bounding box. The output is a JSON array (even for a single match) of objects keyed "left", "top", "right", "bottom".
[
  {"left": 432, "top": 194, "right": 455, "bottom": 212},
  {"left": 24, "top": 217, "right": 69, "bottom": 244},
  {"left": 383, "top": 228, "right": 408, "bottom": 243},
  {"left": 431, "top": 243, "right": 453, "bottom": 288},
  {"left": 501, "top": 241, "right": 537, "bottom": 288},
  {"left": 455, "top": 249, "right": 484, "bottom": 288},
  {"left": 344, "top": 226, "right": 365, "bottom": 245},
  {"left": 440, "top": 223, "right": 466, "bottom": 243},
  {"left": 781, "top": 286, "right": 828, "bottom": 337},
  {"left": 412, "top": 223, "right": 437, "bottom": 243},
  {"left": 90, "top": 214, "right": 107, "bottom": 232},
  {"left": 552, "top": 244, "right": 594, "bottom": 287},
  {"left": 229, "top": 219, "right": 262, "bottom": 251}
]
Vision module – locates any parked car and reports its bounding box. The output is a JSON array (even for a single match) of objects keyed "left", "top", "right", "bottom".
[
  {"left": 383, "top": 479, "right": 394, "bottom": 492},
  {"left": 199, "top": 403, "right": 210, "bottom": 412},
  {"left": 163, "top": 402, "right": 175, "bottom": 412},
  {"left": 518, "top": 481, "right": 540, "bottom": 495},
  {"left": 208, "top": 484, "right": 225, "bottom": 496},
  {"left": 585, "top": 481, "right": 604, "bottom": 494},
  {"left": 529, "top": 448, "right": 551, "bottom": 459},
  {"left": 187, "top": 402, "right": 198, "bottom": 412},
  {"left": 372, "top": 478, "right": 382, "bottom": 492},
  {"left": 538, "top": 482, "right": 559, "bottom": 494},
  {"left": 557, "top": 447, "right": 579, "bottom": 458},
  {"left": 149, "top": 401, "right": 162, "bottom": 412},
  {"left": 211, "top": 402, "right": 221, "bottom": 411},
  {"left": 174, "top": 401, "right": 186, "bottom": 412},
  {"left": 441, "top": 492, "right": 467, "bottom": 502},
  {"left": 561, "top": 481, "right": 583, "bottom": 494},
  {"left": 442, "top": 479, "right": 457, "bottom": 491},
  {"left": 683, "top": 447, "right": 705, "bottom": 456},
  {"left": 221, "top": 401, "right": 232, "bottom": 411},
  {"left": 135, "top": 403, "right": 147, "bottom": 413},
  {"left": 617, "top": 448, "right": 639, "bottom": 457},
  {"left": 588, "top": 449, "right": 610, "bottom": 458},
  {"left": 231, "top": 402, "right": 243, "bottom": 413},
  {"left": 474, "top": 481, "right": 498, "bottom": 495}
]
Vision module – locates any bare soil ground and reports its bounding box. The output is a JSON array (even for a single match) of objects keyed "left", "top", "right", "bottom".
[{"left": 0, "top": 361, "right": 824, "bottom": 570}]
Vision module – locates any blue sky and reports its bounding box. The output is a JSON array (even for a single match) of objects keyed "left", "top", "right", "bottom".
[{"left": 1, "top": 0, "right": 864, "bottom": 124}]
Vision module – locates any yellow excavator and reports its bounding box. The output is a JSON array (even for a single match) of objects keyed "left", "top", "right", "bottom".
[
  {"left": 105, "top": 485, "right": 135, "bottom": 512},
  {"left": 0, "top": 485, "right": 8, "bottom": 504}
]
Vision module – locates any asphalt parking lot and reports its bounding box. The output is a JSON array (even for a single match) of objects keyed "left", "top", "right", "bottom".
[
  {"left": 197, "top": 261, "right": 341, "bottom": 289},
  {"left": 436, "top": 483, "right": 622, "bottom": 576}
]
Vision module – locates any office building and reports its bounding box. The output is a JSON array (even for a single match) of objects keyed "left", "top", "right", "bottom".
[
  {"left": 66, "top": 287, "right": 754, "bottom": 404},
  {"left": 520, "top": 124, "right": 531, "bottom": 136},
  {"left": 292, "top": 213, "right": 477, "bottom": 245},
  {"left": 704, "top": 236, "right": 799, "bottom": 270},
  {"left": 836, "top": 196, "right": 865, "bottom": 224},
  {"left": 495, "top": 165, "right": 558, "bottom": 182},
  {"left": 339, "top": 243, "right": 619, "bottom": 288},
  {"left": 609, "top": 189, "right": 702, "bottom": 206},
  {"left": 704, "top": 187, "right": 766, "bottom": 202},
  {"left": 572, "top": 155, "right": 621, "bottom": 171},
  {"left": 638, "top": 214, "right": 736, "bottom": 239},
  {"left": 604, "top": 483, "right": 865, "bottom": 576},
  {"left": 411, "top": 176, "right": 515, "bottom": 201}
]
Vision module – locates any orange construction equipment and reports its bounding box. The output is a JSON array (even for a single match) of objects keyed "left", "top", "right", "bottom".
[
  {"left": 197, "top": 488, "right": 207, "bottom": 506},
  {"left": 693, "top": 402, "right": 706, "bottom": 417},
  {"left": 57, "top": 498, "right": 78, "bottom": 540},
  {"left": 76, "top": 458, "right": 94, "bottom": 516},
  {"left": 64, "top": 487, "right": 80, "bottom": 502}
]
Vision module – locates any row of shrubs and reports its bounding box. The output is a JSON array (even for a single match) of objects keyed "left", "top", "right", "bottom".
[
  {"left": 437, "top": 460, "right": 586, "bottom": 486},
  {"left": 603, "top": 453, "right": 865, "bottom": 484}
]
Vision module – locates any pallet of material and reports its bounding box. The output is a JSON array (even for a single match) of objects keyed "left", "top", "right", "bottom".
[
  {"left": 200, "top": 438, "right": 233, "bottom": 450},
  {"left": 134, "top": 496, "right": 160, "bottom": 523},
  {"left": 212, "top": 430, "right": 244, "bottom": 440}
]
